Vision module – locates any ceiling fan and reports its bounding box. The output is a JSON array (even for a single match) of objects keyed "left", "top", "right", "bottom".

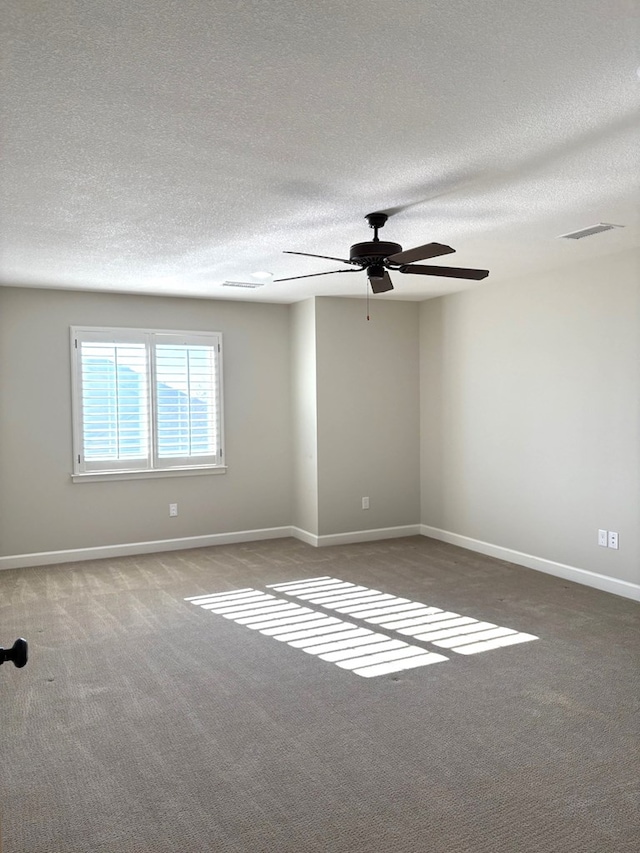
[{"left": 275, "top": 212, "right": 489, "bottom": 293}]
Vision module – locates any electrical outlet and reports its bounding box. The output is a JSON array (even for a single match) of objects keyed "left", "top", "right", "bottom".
[
  {"left": 169, "top": 503, "right": 178, "bottom": 517},
  {"left": 598, "top": 529, "right": 608, "bottom": 547},
  {"left": 362, "top": 497, "right": 370, "bottom": 510},
  {"left": 607, "top": 531, "right": 619, "bottom": 550}
]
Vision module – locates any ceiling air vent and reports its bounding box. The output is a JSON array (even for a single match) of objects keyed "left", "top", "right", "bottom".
[
  {"left": 222, "top": 281, "right": 265, "bottom": 289},
  {"left": 558, "top": 223, "right": 624, "bottom": 240}
]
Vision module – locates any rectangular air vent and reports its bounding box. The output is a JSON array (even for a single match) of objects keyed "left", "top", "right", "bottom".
[
  {"left": 558, "top": 223, "right": 624, "bottom": 240},
  {"left": 221, "top": 281, "right": 265, "bottom": 289}
]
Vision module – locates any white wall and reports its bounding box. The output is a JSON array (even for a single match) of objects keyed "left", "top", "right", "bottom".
[
  {"left": 315, "top": 297, "right": 420, "bottom": 536},
  {"left": 0, "top": 287, "right": 292, "bottom": 556},
  {"left": 420, "top": 249, "right": 640, "bottom": 587}
]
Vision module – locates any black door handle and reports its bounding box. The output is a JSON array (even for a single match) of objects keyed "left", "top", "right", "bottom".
[{"left": 0, "top": 638, "right": 28, "bottom": 668}]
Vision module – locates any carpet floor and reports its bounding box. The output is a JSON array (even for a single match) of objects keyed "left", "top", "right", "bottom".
[{"left": 1, "top": 536, "right": 638, "bottom": 852}]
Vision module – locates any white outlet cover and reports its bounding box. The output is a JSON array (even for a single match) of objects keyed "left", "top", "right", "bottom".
[
  {"left": 598, "top": 529, "right": 608, "bottom": 547},
  {"left": 607, "top": 531, "right": 619, "bottom": 549}
]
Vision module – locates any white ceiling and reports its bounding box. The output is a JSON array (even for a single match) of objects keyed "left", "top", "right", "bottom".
[{"left": 1, "top": 1, "right": 639, "bottom": 303}]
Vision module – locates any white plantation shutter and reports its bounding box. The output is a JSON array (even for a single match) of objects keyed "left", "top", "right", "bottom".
[
  {"left": 154, "top": 336, "right": 221, "bottom": 468},
  {"left": 79, "top": 340, "right": 149, "bottom": 470},
  {"left": 72, "top": 328, "right": 224, "bottom": 476}
]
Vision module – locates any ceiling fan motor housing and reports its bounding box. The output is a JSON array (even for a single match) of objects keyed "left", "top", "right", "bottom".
[{"left": 349, "top": 241, "right": 402, "bottom": 267}]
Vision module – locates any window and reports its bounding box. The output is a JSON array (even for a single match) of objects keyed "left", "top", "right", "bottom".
[{"left": 71, "top": 327, "right": 225, "bottom": 480}]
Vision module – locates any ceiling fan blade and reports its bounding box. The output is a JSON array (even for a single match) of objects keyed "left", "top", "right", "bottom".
[
  {"left": 399, "top": 264, "right": 489, "bottom": 280},
  {"left": 273, "top": 268, "right": 362, "bottom": 283},
  {"left": 284, "top": 250, "right": 359, "bottom": 266},
  {"left": 368, "top": 270, "right": 394, "bottom": 294},
  {"left": 386, "top": 242, "right": 455, "bottom": 264}
]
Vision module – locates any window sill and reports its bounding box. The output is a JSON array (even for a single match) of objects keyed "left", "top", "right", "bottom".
[{"left": 71, "top": 466, "right": 227, "bottom": 483}]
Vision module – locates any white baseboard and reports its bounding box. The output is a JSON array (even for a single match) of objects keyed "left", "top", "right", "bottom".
[
  {"left": 0, "top": 524, "right": 420, "bottom": 570},
  {"left": 2, "top": 523, "right": 637, "bottom": 604},
  {"left": 421, "top": 524, "right": 640, "bottom": 602},
  {"left": 0, "top": 527, "right": 294, "bottom": 571},
  {"left": 290, "top": 527, "right": 319, "bottom": 547},
  {"left": 291, "top": 525, "right": 420, "bottom": 548}
]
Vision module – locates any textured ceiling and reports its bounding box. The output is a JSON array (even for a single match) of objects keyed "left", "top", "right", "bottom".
[{"left": 1, "top": 0, "right": 639, "bottom": 302}]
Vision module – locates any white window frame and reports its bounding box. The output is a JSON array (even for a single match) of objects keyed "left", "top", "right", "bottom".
[{"left": 70, "top": 326, "right": 226, "bottom": 482}]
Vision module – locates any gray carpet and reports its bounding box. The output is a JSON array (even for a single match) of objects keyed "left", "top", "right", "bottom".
[{"left": 1, "top": 536, "right": 638, "bottom": 852}]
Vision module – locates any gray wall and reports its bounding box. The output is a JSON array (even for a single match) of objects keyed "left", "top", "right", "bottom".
[
  {"left": 0, "top": 287, "right": 292, "bottom": 555},
  {"left": 289, "top": 296, "right": 420, "bottom": 538},
  {"left": 2, "top": 248, "right": 637, "bottom": 594},
  {"left": 290, "top": 299, "right": 319, "bottom": 534},
  {"left": 315, "top": 297, "right": 420, "bottom": 536},
  {"left": 420, "top": 249, "right": 640, "bottom": 586}
]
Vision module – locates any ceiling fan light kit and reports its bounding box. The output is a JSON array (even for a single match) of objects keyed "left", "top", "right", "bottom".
[{"left": 275, "top": 212, "right": 489, "bottom": 292}]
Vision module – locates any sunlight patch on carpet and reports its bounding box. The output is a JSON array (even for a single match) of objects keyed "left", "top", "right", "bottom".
[
  {"left": 186, "top": 588, "right": 448, "bottom": 677},
  {"left": 267, "top": 578, "right": 539, "bottom": 655}
]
